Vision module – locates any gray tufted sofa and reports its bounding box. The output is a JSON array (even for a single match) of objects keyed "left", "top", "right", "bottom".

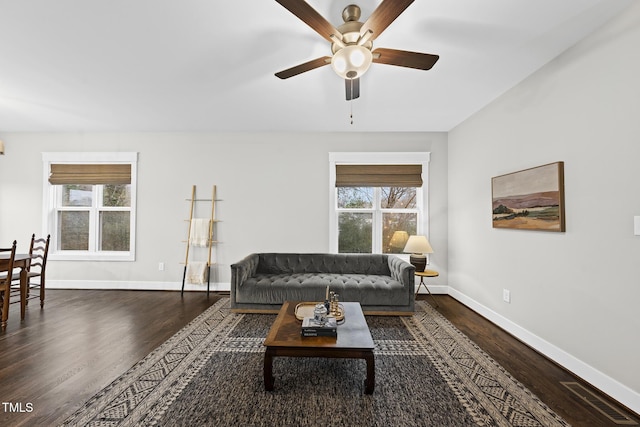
[{"left": 230, "top": 253, "right": 416, "bottom": 315}]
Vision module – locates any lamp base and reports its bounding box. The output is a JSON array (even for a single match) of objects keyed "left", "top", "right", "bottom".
[{"left": 409, "top": 254, "right": 427, "bottom": 272}]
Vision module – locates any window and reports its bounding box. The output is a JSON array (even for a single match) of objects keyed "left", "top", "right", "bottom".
[
  {"left": 337, "top": 186, "right": 419, "bottom": 253},
  {"left": 329, "top": 152, "right": 429, "bottom": 254},
  {"left": 42, "top": 152, "right": 137, "bottom": 261}
]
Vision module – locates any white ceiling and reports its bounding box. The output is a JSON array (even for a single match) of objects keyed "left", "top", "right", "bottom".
[{"left": 0, "top": 0, "right": 632, "bottom": 133}]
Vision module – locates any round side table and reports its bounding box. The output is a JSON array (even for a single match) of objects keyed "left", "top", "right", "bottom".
[{"left": 415, "top": 269, "right": 439, "bottom": 307}]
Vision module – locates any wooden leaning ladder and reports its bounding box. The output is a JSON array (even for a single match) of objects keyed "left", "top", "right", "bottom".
[{"left": 181, "top": 185, "right": 217, "bottom": 296}]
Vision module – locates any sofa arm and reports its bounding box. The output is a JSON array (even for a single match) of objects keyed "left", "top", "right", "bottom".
[
  {"left": 230, "top": 253, "right": 259, "bottom": 308},
  {"left": 387, "top": 255, "right": 415, "bottom": 291},
  {"left": 231, "top": 253, "right": 259, "bottom": 288}
]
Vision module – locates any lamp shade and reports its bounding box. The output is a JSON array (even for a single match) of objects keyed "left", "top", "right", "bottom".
[{"left": 403, "top": 235, "right": 434, "bottom": 254}]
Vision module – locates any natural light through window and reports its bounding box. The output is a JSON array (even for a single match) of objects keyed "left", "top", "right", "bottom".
[
  {"left": 329, "top": 152, "right": 429, "bottom": 255},
  {"left": 42, "top": 152, "right": 138, "bottom": 261}
]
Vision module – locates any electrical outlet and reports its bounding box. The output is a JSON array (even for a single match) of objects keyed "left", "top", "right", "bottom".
[
  {"left": 503, "top": 289, "right": 511, "bottom": 303},
  {"left": 158, "top": 262, "right": 165, "bottom": 271}
]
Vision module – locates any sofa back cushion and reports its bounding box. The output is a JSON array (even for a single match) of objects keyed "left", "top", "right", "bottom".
[{"left": 256, "top": 253, "right": 391, "bottom": 276}]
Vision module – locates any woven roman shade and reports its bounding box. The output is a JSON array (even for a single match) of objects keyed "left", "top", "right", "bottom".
[
  {"left": 49, "top": 164, "right": 131, "bottom": 185},
  {"left": 335, "top": 164, "right": 422, "bottom": 187}
]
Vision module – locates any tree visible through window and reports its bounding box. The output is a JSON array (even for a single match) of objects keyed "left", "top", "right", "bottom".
[
  {"left": 56, "top": 184, "right": 131, "bottom": 252},
  {"left": 337, "top": 186, "right": 418, "bottom": 254}
]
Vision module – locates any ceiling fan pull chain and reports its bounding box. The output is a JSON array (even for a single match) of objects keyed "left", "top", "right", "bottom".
[{"left": 350, "top": 81, "right": 354, "bottom": 125}]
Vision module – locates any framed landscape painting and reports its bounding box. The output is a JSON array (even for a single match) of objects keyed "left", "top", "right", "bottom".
[{"left": 492, "top": 162, "right": 565, "bottom": 232}]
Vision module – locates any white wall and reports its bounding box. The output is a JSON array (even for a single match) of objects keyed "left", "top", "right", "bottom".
[
  {"left": 0, "top": 132, "right": 448, "bottom": 291},
  {"left": 448, "top": 3, "right": 640, "bottom": 412}
]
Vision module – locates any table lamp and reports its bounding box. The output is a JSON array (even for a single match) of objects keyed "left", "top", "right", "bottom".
[{"left": 403, "top": 235, "right": 433, "bottom": 272}]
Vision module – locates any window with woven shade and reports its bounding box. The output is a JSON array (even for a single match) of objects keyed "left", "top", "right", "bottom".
[
  {"left": 329, "top": 153, "right": 429, "bottom": 255},
  {"left": 42, "top": 153, "right": 138, "bottom": 261},
  {"left": 335, "top": 164, "right": 423, "bottom": 187},
  {"left": 48, "top": 164, "right": 131, "bottom": 185}
]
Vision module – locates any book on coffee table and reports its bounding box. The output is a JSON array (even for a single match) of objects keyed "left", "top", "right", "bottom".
[{"left": 301, "top": 317, "right": 337, "bottom": 337}]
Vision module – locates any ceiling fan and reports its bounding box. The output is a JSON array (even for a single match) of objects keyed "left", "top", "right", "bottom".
[{"left": 274, "top": 0, "right": 439, "bottom": 101}]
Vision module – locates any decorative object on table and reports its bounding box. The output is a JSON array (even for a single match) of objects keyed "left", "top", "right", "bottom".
[
  {"left": 403, "top": 235, "right": 433, "bottom": 272},
  {"left": 313, "top": 303, "right": 328, "bottom": 324},
  {"left": 491, "top": 161, "right": 565, "bottom": 232},
  {"left": 329, "top": 291, "right": 338, "bottom": 315},
  {"left": 328, "top": 291, "right": 345, "bottom": 321},
  {"left": 324, "top": 285, "right": 330, "bottom": 313},
  {"left": 294, "top": 302, "right": 345, "bottom": 322},
  {"left": 301, "top": 316, "right": 338, "bottom": 337},
  {"left": 0, "top": 139, "right": 4, "bottom": 155}
]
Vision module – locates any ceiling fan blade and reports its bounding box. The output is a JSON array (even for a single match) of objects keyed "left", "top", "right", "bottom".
[
  {"left": 372, "top": 48, "right": 439, "bottom": 70},
  {"left": 345, "top": 78, "right": 360, "bottom": 100},
  {"left": 360, "top": 0, "right": 414, "bottom": 41},
  {"left": 275, "top": 56, "right": 331, "bottom": 79},
  {"left": 275, "top": 0, "right": 342, "bottom": 43}
]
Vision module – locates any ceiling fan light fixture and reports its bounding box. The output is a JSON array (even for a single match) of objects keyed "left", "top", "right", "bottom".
[{"left": 331, "top": 45, "right": 372, "bottom": 79}]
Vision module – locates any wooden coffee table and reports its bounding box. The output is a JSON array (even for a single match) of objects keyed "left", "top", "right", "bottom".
[{"left": 263, "top": 301, "right": 375, "bottom": 394}]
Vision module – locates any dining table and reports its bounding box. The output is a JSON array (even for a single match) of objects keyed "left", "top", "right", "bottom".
[{"left": 0, "top": 253, "right": 32, "bottom": 328}]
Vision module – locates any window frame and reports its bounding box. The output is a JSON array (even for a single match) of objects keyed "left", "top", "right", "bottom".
[
  {"left": 329, "top": 152, "right": 430, "bottom": 254},
  {"left": 42, "top": 152, "right": 138, "bottom": 261}
]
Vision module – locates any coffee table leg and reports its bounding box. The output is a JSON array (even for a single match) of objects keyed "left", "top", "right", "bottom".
[
  {"left": 264, "top": 347, "right": 274, "bottom": 391},
  {"left": 364, "top": 352, "right": 375, "bottom": 394}
]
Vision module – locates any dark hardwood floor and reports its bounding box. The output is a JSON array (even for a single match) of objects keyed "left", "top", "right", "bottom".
[
  {"left": 0, "top": 290, "right": 221, "bottom": 426},
  {"left": 0, "top": 290, "right": 637, "bottom": 426},
  {"left": 424, "top": 294, "right": 639, "bottom": 427}
]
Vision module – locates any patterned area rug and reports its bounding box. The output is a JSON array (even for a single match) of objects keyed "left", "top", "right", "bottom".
[{"left": 60, "top": 299, "right": 569, "bottom": 427}]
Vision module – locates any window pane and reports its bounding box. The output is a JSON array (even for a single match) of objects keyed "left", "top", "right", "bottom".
[
  {"left": 337, "top": 187, "right": 373, "bottom": 208},
  {"left": 62, "top": 185, "right": 93, "bottom": 207},
  {"left": 58, "top": 211, "right": 90, "bottom": 250},
  {"left": 383, "top": 213, "right": 417, "bottom": 254},
  {"left": 338, "top": 212, "right": 372, "bottom": 253},
  {"left": 380, "top": 187, "right": 417, "bottom": 209},
  {"left": 100, "top": 211, "right": 130, "bottom": 251},
  {"left": 103, "top": 184, "right": 131, "bottom": 207}
]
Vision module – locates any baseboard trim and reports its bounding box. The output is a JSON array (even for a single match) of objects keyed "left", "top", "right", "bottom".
[
  {"left": 415, "top": 284, "right": 448, "bottom": 295},
  {"left": 47, "top": 280, "right": 231, "bottom": 292},
  {"left": 447, "top": 287, "right": 640, "bottom": 415}
]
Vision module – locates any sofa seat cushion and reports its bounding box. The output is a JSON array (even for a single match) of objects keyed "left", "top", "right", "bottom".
[{"left": 236, "top": 273, "right": 406, "bottom": 306}]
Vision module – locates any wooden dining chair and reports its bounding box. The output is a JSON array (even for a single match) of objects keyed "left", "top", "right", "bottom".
[
  {"left": 10, "top": 234, "right": 50, "bottom": 310},
  {"left": 0, "top": 241, "right": 17, "bottom": 329}
]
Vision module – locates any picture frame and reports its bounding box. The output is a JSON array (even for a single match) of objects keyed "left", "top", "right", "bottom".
[{"left": 491, "top": 161, "right": 565, "bottom": 232}]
